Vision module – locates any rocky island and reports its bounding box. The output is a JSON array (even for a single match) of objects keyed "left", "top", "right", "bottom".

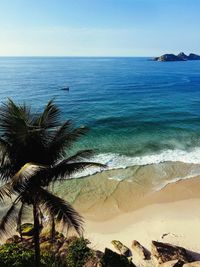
[{"left": 154, "top": 52, "right": 200, "bottom": 61}]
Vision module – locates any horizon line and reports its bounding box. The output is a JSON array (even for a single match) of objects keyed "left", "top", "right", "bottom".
[{"left": 0, "top": 55, "right": 154, "bottom": 58}]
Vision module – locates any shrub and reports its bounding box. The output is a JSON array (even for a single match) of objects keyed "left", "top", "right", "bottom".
[
  {"left": 65, "top": 238, "right": 93, "bottom": 267},
  {"left": 0, "top": 243, "right": 65, "bottom": 267},
  {"left": 0, "top": 243, "right": 35, "bottom": 267},
  {"left": 41, "top": 252, "right": 66, "bottom": 267}
]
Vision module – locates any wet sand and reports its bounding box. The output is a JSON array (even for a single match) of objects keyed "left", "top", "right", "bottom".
[
  {"left": 56, "top": 161, "right": 200, "bottom": 219},
  {"left": 1, "top": 161, "right": 200, "bottom": 265},
  {"left": 83, "top": 175, "right": 200, "bottom": 265},
  {"left": 55, "top": 161, "right": 200, "bottom": 265}
]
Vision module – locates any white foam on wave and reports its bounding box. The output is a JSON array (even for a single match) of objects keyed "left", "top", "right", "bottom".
[
  {"left": 155, "top": 173, "right": 200, "bottom": 192},
  {"left": 72, "top": 147, "right": 200, "bottom": 178}
]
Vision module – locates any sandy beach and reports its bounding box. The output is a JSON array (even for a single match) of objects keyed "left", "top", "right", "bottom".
[
  {"left": 82, "top": 174, "right": 200, "bottom": 265},
  {"left": 2, "top": 161, "right": 200, "bottom": 265},
  {"left": 54, "top": 162, "right": 200, "bottom": 254}
]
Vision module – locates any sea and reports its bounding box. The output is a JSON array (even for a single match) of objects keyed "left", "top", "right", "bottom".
[{"left": 1, "top": 57, "right": 200, "bottom": 185}]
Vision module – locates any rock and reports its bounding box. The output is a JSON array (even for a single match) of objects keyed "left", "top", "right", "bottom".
[
  {"left": 188, "top": 53, "right": 200, "bottom": 60},
  {"left": 177, "top": 52, "right": 188, "bottom": 60},
  {"left": 131, "top": 240, "right": 150, "bottom": 260},
  {"left": 111, "top": 240, "right": 131, "bottom": 257},
  {"left": 101, "top": 248, "right": 136, "bottom": 267},
  {"left": 58, "top": 242, "right": 70, "bottom": 257},
  {"left": 160, "top": 260, "right": 185, "bottom": 266},
  {"left": 17, "top": 223, "right": 42, "bottom": 236},
  {"left": 6, "top": 235, "right": 21, "bottom": 244},
  {"left": 18, "top": 223, "right": 35, "bottom": 236},
  {"left": 183, "top": 262, "right": 200, "bottom": 266},
  {"left": 154, "top": 52, "right": 200, "bottom": 61},
  {"left": 84, "top": 259, "right": 99, "bottom": 267},
  {"left": 154, "top": 54, "right": 185, "bottom": 62},
  {"left": 83, "top": 250, "right": 103, "bottom": 267},
  {"left": 151, "top": 241, "right": 191, "bottom": 264}
]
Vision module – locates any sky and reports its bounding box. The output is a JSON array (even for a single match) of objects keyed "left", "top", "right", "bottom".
[{"left": 0, "top": 0, "right": 199, "bottom": 56}]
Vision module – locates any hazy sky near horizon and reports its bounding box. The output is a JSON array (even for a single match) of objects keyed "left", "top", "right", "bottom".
[{"left": 0, "top": 0, "right": 199, "bottom": 56}]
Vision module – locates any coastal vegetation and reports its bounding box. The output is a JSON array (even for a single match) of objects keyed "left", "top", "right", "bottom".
[{"left": 0, "top": 99, "right": 101, "bottom": 266}]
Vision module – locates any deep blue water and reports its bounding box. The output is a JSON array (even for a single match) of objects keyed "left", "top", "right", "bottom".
[{"left": 0, "top": 57, "right": 200, "bottom": 167}]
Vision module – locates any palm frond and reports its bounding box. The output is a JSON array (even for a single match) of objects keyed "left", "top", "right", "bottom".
[
  {"left": 0, "top": 99, "right": 30, "bottom": 144},
  {"left": 0, "top": 138, "right": 10, "bottom": 164},
  {"left": 16, "top": 202, "right": 25, "bottom": 238},
  {"left": 0, "top": 163, "right": 15, "bottom": 182},
  {"left": 11, "top": 162, "right": 45, "bottom": 192},
  {"left": 36, "top": 100, "right": 60, "bottom": 129},
  {"left": 38, "top": 188, "right": 83, "bottom": 235},
  {"left": 64, "top": 126, "right": 89, "bottom": 148},
  {"left": 0, "top": 197, "right": 20, "bottom": 235},
  {"left": 52, "top": 160, "right": 104, "bottom": 178},
  {"left": 66, "top": 149, "right": 94, "bottom": 162},
  {"left": 39, "top": 160, "right": 105, "bottom": 186},
  {"left": 47, "top": 120, "right": 73, "bottom": 161},
  {"left": 0, "top": 182, "right": 12, "bottom": 201},
  {"left": 48, "top": 122, "right": 89, "bottom": 161}
]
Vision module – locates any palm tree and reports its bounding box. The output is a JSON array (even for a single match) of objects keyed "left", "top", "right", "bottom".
[{"left": 0, "top": 99, "right": 103, "bottom": 267}]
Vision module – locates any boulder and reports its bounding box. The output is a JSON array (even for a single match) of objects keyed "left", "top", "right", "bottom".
[
  {"left": 101, "top": 248, "right": 136, "bottom": 267},
  {"left": 131, "top": 240, "right": 150, "bottom": 260},
  {"left": 58, "top": 242, "right": 70, "bottom": 257},
  {"left": 83, "top": 250, "right": 103, "bottom": 267},
  {"left": 151, "top": 241, "right": 191, "bottom": 264},
  {"left": 17, "top": 223, "right": 42, "bottom": 236},
  {"left": 6, "top": 235, "right": 21, "bottom": 244},
  {"left": 111, "top": 240, "right": 131, "bottom": 257},
  {"left": 183, "top": 262, "right": 200, "bottom": 266}
]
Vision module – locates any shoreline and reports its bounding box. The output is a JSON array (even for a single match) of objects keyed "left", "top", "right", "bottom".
[
  {"left": 83, "top": 175, "right": 200, "bottom": 265},
  {"left": 55, "top": 161, "right": 200, "bottom": 220}
]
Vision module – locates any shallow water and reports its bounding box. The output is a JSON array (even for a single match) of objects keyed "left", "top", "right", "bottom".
[{"left": 54, "top": 161, "right": 200, "bottom": 219}]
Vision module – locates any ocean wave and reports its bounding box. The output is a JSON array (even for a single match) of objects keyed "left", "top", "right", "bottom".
[{"left": 72, "top": 147, "right": 200, "bottom": 178}]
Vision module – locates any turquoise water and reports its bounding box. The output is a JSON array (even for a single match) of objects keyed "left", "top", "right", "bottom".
[{"left": 0, "top": 57, "right": 200, "bottom": 171}]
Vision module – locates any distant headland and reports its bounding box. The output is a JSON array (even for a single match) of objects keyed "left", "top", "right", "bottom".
[{"left": 153, "top": 52, "right": 200, "bottom": 61}]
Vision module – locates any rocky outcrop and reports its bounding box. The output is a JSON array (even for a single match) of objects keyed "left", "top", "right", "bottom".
[
  {"left": 154, "top": 52, "right": 200, "bottom": 61},
  {"left": 16, "top": 223, "right": 43, "bottom": 237},
  {"left": 111, "top": 240, "right": 131, "bottom": 257},
  {"left": 84, "top": 251, "right": 103, "bottom": 267},
  {"left": 188, "top": 53, "right": 200, "bottom": 60},
  {"left": 4, "top": 233, "right": 200, "bottom": 267},
  {"left": 18, "top": 223, "right": 35, "bottom": 236},
  {"left": 177, "top": 52, "right": 188, "bottom": 61},
  {"left": 131, "top": 240, "right": 150, "bottom": 260},
  {"left": 151, "top": 241, "right": 191, "bottom": 264},
  {"left": 154, "top": 54, "right": 185, "bottom": 61},
  {"left": 101, "top": 248, "right": 136, "bottom": 267}
]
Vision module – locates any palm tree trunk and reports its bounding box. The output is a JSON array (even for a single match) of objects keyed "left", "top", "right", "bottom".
[
  {"left": 19, "top": 225, "right": 23, "bottom": 242},
  {"left": 50, "top": 215, "right": 56, "bottom": 243},
  {"left": 33, "top": 202, "right": 41, "bottom": 267}
]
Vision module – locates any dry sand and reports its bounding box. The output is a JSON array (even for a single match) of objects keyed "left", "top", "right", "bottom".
[
  {"left": 2, "top": 161, "right": 200, "bottom": 265},
  {"left": 83, "top": 175, "right": 200, "bottom": 265}
]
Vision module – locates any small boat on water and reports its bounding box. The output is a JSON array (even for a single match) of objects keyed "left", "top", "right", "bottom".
[{"left": 61, "top": 87, "right": 69, "bottom": 91}]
